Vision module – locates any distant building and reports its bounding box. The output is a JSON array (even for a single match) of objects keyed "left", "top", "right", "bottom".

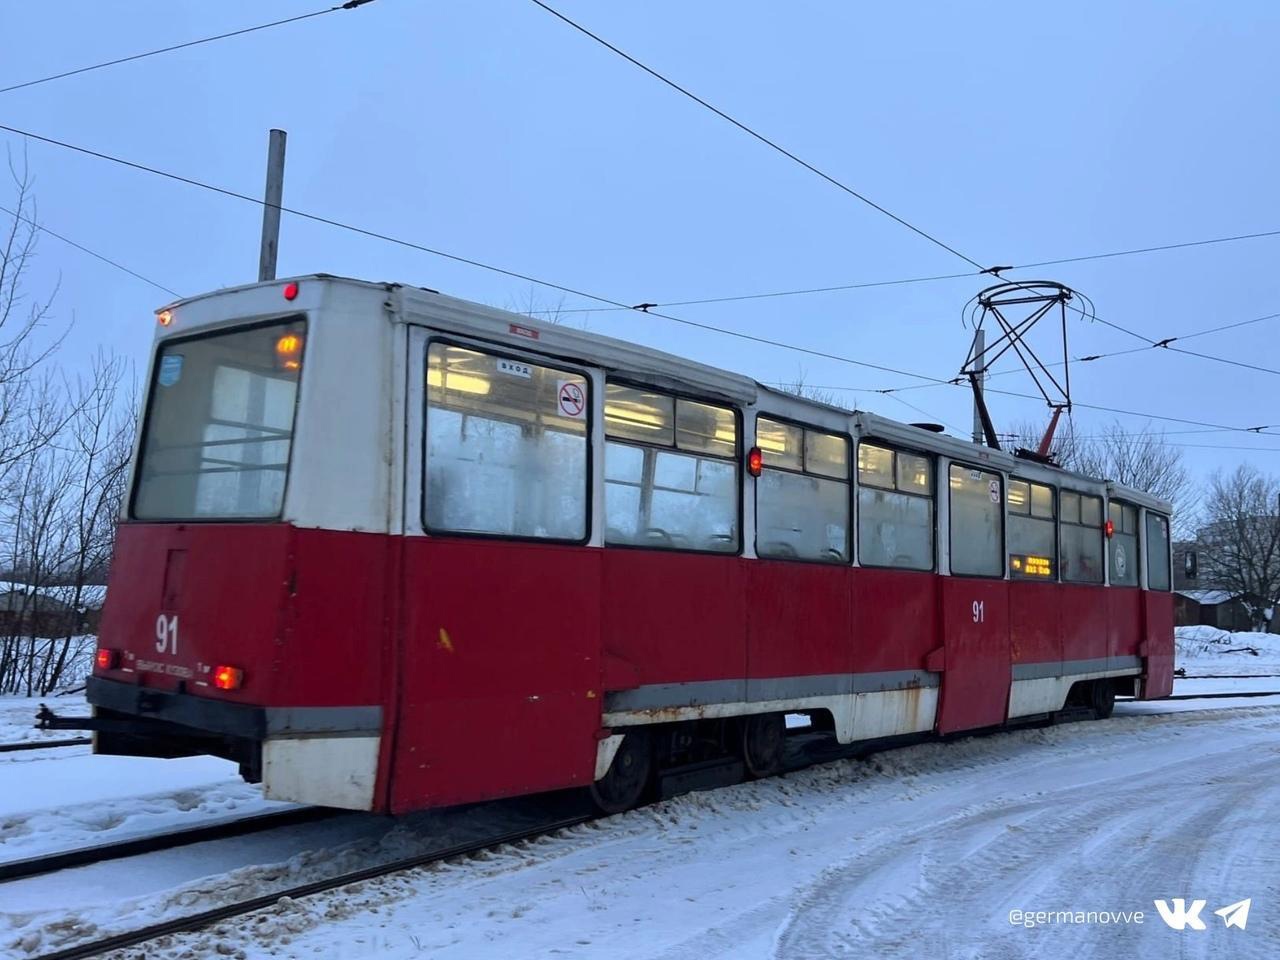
[
  {"left": 1175, "top": 588, "right": 1279, "bottom": 634},
  {"left": 0, "top": 582, "right": 106, "bottom": 638},
  {"left": 1172, "top": 541, "right": 1198, "bottom": 591}
]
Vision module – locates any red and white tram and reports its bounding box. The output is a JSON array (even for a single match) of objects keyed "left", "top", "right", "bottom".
[{"left": 77, "top": 275, "right": 1174, "bottom": 813}]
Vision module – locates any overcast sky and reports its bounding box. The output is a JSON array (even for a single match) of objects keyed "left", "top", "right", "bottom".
[{"left": 2, "top": 1, "right": 1278, "bottom": 483}]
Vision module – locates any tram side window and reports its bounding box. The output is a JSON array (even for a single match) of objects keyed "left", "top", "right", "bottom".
[
  {"left": 424, "top": 343, "right": 588, "bottom": 540},
  {"left": 1109, "top": 501, "right": 1140, "bottom": 586},
  {"left": 1060, "top": 490, "right": 1104, "bottom": 583},
  {"left": 604, "top": 384, "right": 738, "bottom": 552},
  {"left": 1146, "top": 512, "right": 1172, "bottom": 591},
  {"left": 1008, "top": 478, "right": 1056, "bottom": 579},
  {"left": 755, "top": 418, "right": 850, "bottom": 563},
  {"left": 857, "top": 443, "right": 933, "bottom": 570},
  {"left": 949, "top": 465, "right": 1004, "bottom": 577}
]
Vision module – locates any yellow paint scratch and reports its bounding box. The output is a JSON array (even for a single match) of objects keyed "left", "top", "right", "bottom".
[{"left": 437, "top": 628, "right": 454, "bottom": 653}]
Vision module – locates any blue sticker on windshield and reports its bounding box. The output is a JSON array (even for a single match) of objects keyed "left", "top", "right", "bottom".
[{"left": 158, "top": 354, "right": 183, "bottom": 387}]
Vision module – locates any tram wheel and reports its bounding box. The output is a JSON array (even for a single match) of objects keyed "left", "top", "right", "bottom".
[
  {"left": 1090, "top": 680, "right": 1116, "bottom": 720},
  {"left": 741, "top": 712, "right": 786, "bottom": 778},
  {"left": 590, "top": 730, "right": 652, "bottom": 814}
]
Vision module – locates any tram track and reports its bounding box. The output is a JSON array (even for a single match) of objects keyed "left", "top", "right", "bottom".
[
  {"left": 1147, "top": 689, "right": 1280, "bottom": 702},
  {"left": 0, "top": 806, "right": 339, "bottom": 884},
  {"left": 0, "top": 737, "right": 91, "bottom": 754},
  {"left": 27, "top": 814, "right": 593, "bottom": 960},
  {"left": 1176, "top": 671, "right": 1280, "bottom": 680}
]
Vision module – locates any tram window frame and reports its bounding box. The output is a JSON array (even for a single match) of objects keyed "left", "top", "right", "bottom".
[
  {"left": 1007, "top": 477, "right": 1057, "bottom": 580},
  {"left": 603, "top": 380, "right": 742, "bottom": 555},
  {"left": 856, "top": 440, "right": 936, "bottom": 572},
  {"left": 1059, "top": 489, "right": 1105, "bottom": 584},
  {"left": 1108, "top": 499, "right": 1141, "bottom": 587},
  {"left": 1145, "top": 511, "right": 1172, "bottom": 591},
  {"left": 421, "top": 339, "right": 593, "bottom": 545},
  {"left": 754, "top": 415, "right": 852, "bottom": 565},
  {"left": 948, "top": 463, "right": 1006, "bottom": 579},
  {"left": 131, "top": 315, "right": 308, "bottom": 523}
]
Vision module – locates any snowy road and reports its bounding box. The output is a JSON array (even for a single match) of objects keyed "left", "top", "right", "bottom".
[
  {"left": 5, "top": 630, "right": 1278, "bottom": 959},
  {"left": 65, "top": 704, "right": 1275, "bottom": 960}
]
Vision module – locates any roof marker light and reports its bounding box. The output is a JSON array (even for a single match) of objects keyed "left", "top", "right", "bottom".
[
  {"left": 283, "top": 281, "right": 299, "bottom": 301},
  {"left": 157, "top": 310, "right": 173, "bottom": 326},
  {"left": 213, "top": 665, "right": 244, "bottom": 691},
  {"left": 747, "top": 446, "right": 763, "bottom": 477}
]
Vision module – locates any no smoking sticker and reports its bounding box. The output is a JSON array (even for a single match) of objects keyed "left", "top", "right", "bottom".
[{"left": 557, "top": 381, "right": 586, "bottom": 419}]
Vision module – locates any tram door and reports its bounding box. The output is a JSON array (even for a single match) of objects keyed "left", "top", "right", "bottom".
[
  {"left": 936, "top": 464, "right": 1012, "bottom": 733},
  {"left": 390, "top": 333, "right": 603, "bottom": 812}
]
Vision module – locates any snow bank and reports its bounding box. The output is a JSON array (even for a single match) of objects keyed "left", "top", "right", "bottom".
[{"left": 1176, "top": 626, "right": 1280, "bottom": 675}]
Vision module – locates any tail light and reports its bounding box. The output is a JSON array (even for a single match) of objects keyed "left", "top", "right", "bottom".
[
  {"left": 213, "top": 665, "right": 244, "bottom": 691},
  {"left": 95, "top": 648, "right": 119, "bottom": 670},
  {"left": 747, "top": 446, "right": 764, "bottom": 477}
]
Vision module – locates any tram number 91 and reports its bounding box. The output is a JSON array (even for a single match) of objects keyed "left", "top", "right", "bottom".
[
  {"left": 972, "top": 600, "right": 985, "bottom": 624},
  {"left": 155, "top": 613, "right": 179, "bottom": 655}
]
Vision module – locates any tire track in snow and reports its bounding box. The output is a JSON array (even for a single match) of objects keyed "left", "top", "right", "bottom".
[{"left": 772, "top": 719, "right": 1280, "bottom": 960}]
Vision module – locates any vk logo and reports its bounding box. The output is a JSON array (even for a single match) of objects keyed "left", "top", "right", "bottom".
[
  {"left": 1154, "top": 898, "right": 1251, "bottom": 931},
  {"left": 1154, "top": 899, "right": 1207, "bottom": 930}
]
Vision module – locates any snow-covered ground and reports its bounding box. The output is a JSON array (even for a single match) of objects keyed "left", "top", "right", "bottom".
[
  {"left": 62, "top": 706, "right": 1273, "bottom": 960},
  {"left": 1175, "top": 625, "right": 1280, "bottom": 676},
  {"left": 0, "top": 632, "right": 1276, "bottom": 960},
  {"left": 0, "top": 691, "right": 92, "bottom": 747}
]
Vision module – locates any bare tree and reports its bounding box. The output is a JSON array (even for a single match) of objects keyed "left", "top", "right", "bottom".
[
  {"left": 0, "top": 154, "right": 134, "bottom": 694},
  {"left": 43, "top": 352, "right": 135, "bottom": 692},
  {"left": 777, "top": 369, "right": 840, "bottom": 407},
  {"left": 504, "top": 284, "right": 587, "bottom": 329},
  {"left": 0, "top": 436, "right": 74, "bottom": 694},
  {"left": 1071, "top": 423, "right": 1187, "bottom": 507},
  {"left": 1196, "top": 465, "right": 1280, "bottom": 632},
  {"left": 0, "top": 149, "right": 69, "bottom": 490},
  {"left": 1005, "top": 417, "right": 1187, "bottom": 524},
  {"left": 0, "top": 354, "right": 134, "bottom": 695}
]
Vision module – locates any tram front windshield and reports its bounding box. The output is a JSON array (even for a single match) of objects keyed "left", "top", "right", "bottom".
[{"left": 132, "top": 318, "right": 306, "bottom": 520}]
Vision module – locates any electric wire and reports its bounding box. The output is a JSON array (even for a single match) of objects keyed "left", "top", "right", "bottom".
[
  {"left": 527, "top": 0, "right": 987, "bottom": 271},
  {"left": 0, "top": 2, "right": 377, "bottom": 97},
  {"left": 0, "top": 203, "right": 180, "bottom": 297},
  {"left": 0, "top": 122, "right": 631, "bottom": 309},
  {"left": 528, "top": 3, "right": 1280, "bottom": 385},
  {"left": 969, "top": 310, "right": 1280, "bottom": 385},
  {"left": 4, "top": 121, "right": 1274, "bottom": 440},
  {"left": 529, "top": 228, "right": 1280, "bottom": 316}
]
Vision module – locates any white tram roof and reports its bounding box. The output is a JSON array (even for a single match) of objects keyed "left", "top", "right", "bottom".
[{"left": 158, "top": 274, "right": 1173, "bottom": 515}]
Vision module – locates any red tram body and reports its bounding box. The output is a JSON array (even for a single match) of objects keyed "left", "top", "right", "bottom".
[{"left": 85, "top": 276, "right": 1174, "bottom": 813}]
